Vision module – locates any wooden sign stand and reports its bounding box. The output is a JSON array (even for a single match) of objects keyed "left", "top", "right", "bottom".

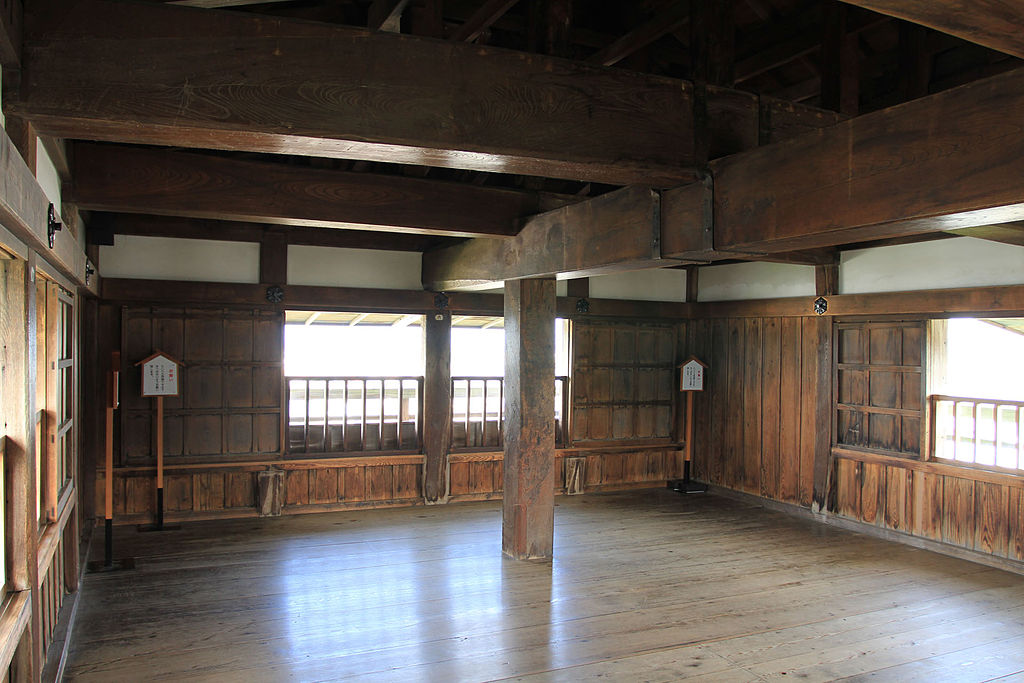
[
  {"left": 135, "top": 351, "right": 183, "bottom": 532},
  {"left": 87, "top": 352, "right": 135, "bottom": 572},
  {"left": 670, "top": 357, "right": 709, "bottom": 494}
]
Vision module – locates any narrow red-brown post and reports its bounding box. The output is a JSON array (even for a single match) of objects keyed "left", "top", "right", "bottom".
[{"left": 502, "top": 277, "right": 556, "bottom": 560}]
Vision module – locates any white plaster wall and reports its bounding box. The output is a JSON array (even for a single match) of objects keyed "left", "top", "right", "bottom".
[
  {"left": 588, "top": 268, "right": 688, "bottom": 301},
  {"left": 35, "top": 139, "right": 62, "bottom": 211},
  {"left": 288, "top": 245, "right": 422, "bottom": 289},
  {"left": 99, "top": 235, "right": 260, "bottom": 283},
  {"left": 840, "top": 237, "right": 1024, "bottom": 294},
  {"left": 697, "top": 262, "right": 816, "bottom": 301}
]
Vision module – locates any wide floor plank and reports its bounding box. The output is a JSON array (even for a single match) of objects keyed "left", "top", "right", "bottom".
[{"left": 66, "top": 490, "right": 1024, "bottom": 682}]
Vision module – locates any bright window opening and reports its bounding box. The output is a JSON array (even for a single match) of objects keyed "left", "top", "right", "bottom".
[{"left": 929, "top": 318, "right": 1024, "bottom": 472}]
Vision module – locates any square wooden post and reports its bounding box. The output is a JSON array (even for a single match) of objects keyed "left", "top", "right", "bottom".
[
  {"left": 423, "top": 309, "right": 452, "bottom": 503},
  {"left": 503, "top": 278, "right": 555, "bottom": 560}
]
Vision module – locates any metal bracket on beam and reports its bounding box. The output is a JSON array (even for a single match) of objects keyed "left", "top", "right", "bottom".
[{"left": 47, "top": 203, "right": 62, "bottom": 249}]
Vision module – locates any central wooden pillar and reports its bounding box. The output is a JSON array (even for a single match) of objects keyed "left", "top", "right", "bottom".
[
  {"left": 423, "top": 308, "right": 452, "bottom": 503},
  {"left": 503, "top": 277, "right": 556, "bottom": 560}
]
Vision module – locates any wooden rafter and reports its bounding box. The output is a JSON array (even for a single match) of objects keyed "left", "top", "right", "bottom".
[
  {"left": 450, "top": 0, "right": 520, "bottom": 42},
  {"left": 587, "top": 1, "right": 688, "bottom": 67},
  {"left": 368, "top": 0, "right": 411, "bottom": 31}
]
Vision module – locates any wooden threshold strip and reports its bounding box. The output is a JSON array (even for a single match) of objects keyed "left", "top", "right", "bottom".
[
  {"left": 0, "top": 592, "right": 31, "bottom": 674},
  {"left": 832, "top": 447, "right": 1024, "bottom": 489}
]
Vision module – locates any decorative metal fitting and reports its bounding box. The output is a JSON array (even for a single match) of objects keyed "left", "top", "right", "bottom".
[
  {"left": 85, "top": 262, "right": 96, "bottom": 286},
  {"left": 265, "top": 285, "right": 285, "bottom": 303},
  {"left": 433, "top": 292, "right": 450, "bottom": 310},
  {"left": 47, "top": 204, "right": 62, "bottom": 249},
  {"left": 575, "top": 297, "right": 590, "bottom": 314},
  {"left": 813, "top": 296, "right": 828, "bottom": 315}
]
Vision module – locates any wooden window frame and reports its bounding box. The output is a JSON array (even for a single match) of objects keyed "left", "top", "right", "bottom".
[
  {"left": 925, "top": 318, "right": 1024, "bottom": 477},
  {"left": 833, "top": 320, "right": 926, "bottom": 459}
]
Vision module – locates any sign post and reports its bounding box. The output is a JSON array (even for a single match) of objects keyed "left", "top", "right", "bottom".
[
  {"left": 671, "top": 357, "right": 709, "bottom": 494},
  {"left": 136, "top": 351, "right": 182, "bottom": 531},
  {"left": 105, "top": 351, "right": 120, "bottom": 565}
]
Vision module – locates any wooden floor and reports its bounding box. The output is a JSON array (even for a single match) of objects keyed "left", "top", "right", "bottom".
[{"left": 65, "top": 490, "right": 1024, "bottom": 682}]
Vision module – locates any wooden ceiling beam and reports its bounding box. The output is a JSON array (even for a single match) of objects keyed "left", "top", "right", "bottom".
[
  {"left": 422, "top": 186, "right": 680, "bottom": 290},
  {"left": 711, "top": 67, "right": 1024, "bottom": 253},
  {"left": 13, "top": 0, "right": 838, "bottom": 187},
  {"left": 86, "top": 213, "right": 453, "bottom": 252},
  {"left": 69, "top": 143, "right": 557, "bottom": 238},
  {"left": 428, "top": 68, "right": 1024, "bottom": 287},
  {"left": 449, "top": 0, "right": 520, "bottom": 42},
  {"left": 840, "top": 0, "right": 1024, "bottom": 60}
]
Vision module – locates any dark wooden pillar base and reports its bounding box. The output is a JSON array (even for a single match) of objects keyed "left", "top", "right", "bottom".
[{"left": 502, "top": 278, "right": 556, "bottom": 560}]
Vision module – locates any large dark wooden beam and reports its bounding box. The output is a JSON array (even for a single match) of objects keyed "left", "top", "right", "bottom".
[
  {"left": 0, "top": 126, "right": 91, "bottom": 290},
  {"left": 423, "top": 186, "right": 672, "bottom": 290},
  {"left": 711, "top": 67, "right": 1024, "bottom": 253},
  {"left": 503, "top": 277, "right": 556, "bottom": 560},
  {"left": 424, "top": 181, "right": 839, "bottom": 290},
  {"left": 69, "top": 143, "right": 552, "bottom": 238},
  {"left": 841, "top": 0, "right": 1024, "bottom": 59},
  {"left": 87, "top": 213, "right": 451, "bottom": 252},
  {"left": 14, "top": 0, "right": 838, "bottom": 187}
]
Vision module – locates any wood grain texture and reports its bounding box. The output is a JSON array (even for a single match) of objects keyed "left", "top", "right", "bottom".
[
  {"left": 502, "top": 278, "right": 556, "bottom": 560},
  {"left": 70, "top": 143, "right": 546, "bottom": 238},
  {"left": 89, "top": 212, "right": 451, "bottom": 253},
  {"left": 842, "top": 0, "right": 1024, "bottom": 59},
  {"left": 64, "top": 490, "right": 1024, "bottom": 682},
  {"left": 712, "top": 68, "right": 1024, "bottom": 253},
  {"left": 18, "top": 0, "right": 698, "bottom": 186},
  {"left": 422, "top": 186, "right": 664, "bottom": 290},
  {"left": 422, "top": 310, "right": 452, "bottom": 503}
]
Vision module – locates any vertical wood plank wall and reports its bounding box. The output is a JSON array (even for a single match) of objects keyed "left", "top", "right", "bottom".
[
  {"left": 685, "top": 316, "right": 823, "bottom": 506},
  {"left": 686, "top": 314, "right": 1022, "bottom": 569},
  {"left": 98, "top": 307, "right": 687, "bottom": 523}
]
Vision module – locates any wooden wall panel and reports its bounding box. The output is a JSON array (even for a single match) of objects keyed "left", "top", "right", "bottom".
[
  {"left": 942, "top": 476, "right": 976, "bottom": 547},
  {"left": 760, "top": 318, "right": 781, "bottom": 500},
  {"left": 571, "top": 320, "right": 677, "bottom": 444},
  {"left": 120, "top": 306, "right": 284, "bottom": 465},
  {"left": 742, "top": 319, "right": 762, "bottom": 494},
  {"left": 833, "top": 451, "right": 1021, "bottom": 567},
  {"left": 1010, "top": 489, "right": 1024, "bottom": 562},
  {"left": 860, "top": 462, "right": 883, "bottom": 525},
  {"left": 778, "top": 317, "right": 802, "bottom": 504},
  {"left": 912, "top": 470, "right": 943, "bottom": 541},
  {"left": 974, "top": 481, "right": 1009, "bottom": 557}
]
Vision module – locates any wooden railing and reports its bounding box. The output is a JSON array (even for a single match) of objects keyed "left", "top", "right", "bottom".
[
  {"left": 930, "top": 394, "right": 1024, "bottom": 472},
  {"left": 287, "top": 377, "right": 423, "bottom": 454},
  {"left": 451, "top": 376, "right": 569, "bottom": 449}
]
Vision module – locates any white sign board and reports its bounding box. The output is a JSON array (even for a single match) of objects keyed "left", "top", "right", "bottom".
[
  {"left": 141, "top": 355, "right": 180, "bottom": 397},
  {"left": 680, "top": 359, "right": 705, "bottom": 392}
]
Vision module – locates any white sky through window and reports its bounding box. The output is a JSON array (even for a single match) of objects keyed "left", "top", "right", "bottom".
[{"left": 285, "top": 316, "right": 569, "bottom": 377}]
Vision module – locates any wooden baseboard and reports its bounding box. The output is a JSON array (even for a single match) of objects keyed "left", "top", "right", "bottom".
[{"left": 705, "top": 483, "right": 1024, "bottom": 577}]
